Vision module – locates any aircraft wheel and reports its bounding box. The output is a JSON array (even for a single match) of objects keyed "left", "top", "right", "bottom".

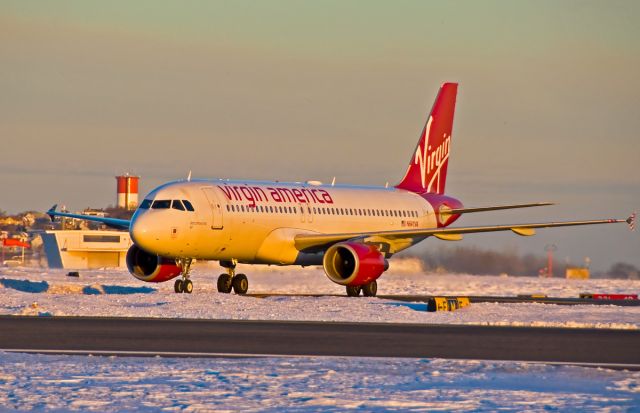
[
  {"left": 184, "top": 279, "right": 193, "bottom": 294},
  {"left": 217, "top": 274, "right": 233, "bottom": 293},
  {"left": 346, "top": 285, "right": 361, "bottom": 297},
  {"left": 232, "top": 274, "right": 249, "bottom": 295},
  {"left": 361, "top": 280, "right": 377, "bottom": 297},
  {"left": 174, "top": 279, "right": 184, "bottom": 293}
]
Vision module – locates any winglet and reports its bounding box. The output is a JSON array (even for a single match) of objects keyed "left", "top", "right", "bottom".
[
  {"left": 627, "top": 212, "right": 636, "bottom": 231},
  {"left": 47, "top": 204, "right": 58, "bottom": 222}
]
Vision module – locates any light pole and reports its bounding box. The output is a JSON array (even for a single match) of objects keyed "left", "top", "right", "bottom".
[{"left": 544, "top": 244, "right": 557, "bottom": 277}]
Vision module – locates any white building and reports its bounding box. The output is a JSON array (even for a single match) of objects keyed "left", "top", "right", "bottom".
[{"left": 41, "top": 230, "right": 132, "bottom": 269}]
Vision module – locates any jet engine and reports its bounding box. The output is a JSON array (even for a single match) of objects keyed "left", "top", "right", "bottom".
[
  {"left": 126, "top": 244, "right": 182, "bottom": 283},
  {"left": 322, "top": 242, "right": 388, "bottom": 286}
]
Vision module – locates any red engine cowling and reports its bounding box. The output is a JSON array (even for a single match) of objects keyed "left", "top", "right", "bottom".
[
  {"left": 323, "top": 242, "right": 388, "bottom": 286},
  {"left": 126, "top": 244, "right": 182, "bottom": 283}
]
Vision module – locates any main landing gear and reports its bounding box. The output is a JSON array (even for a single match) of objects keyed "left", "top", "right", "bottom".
[
  {"left": 174, "top": 258, "right": 194, "bottom": 294},
  {"left": 217, "top": 259, "right": 248, "bottom": 295},
  {"left": 346, "top": 280, "right": 377, "bottom": 297}
]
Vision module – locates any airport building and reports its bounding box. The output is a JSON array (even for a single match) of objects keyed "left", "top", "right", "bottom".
[{"left": 41, "top": 230, "right": 132, "bottom": 269}]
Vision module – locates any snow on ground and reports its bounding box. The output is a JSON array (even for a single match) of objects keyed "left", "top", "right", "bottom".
[
  {"left": 1, "top": 263, "right": 639, "bottom": 329},
  {"left": 2, "top": 263, "right": 640, "bottom": 412},
  {"left": 0, "top": 352, "right": 639, "bottom": 412}
]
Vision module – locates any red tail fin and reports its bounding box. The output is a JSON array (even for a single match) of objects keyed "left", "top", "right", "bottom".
[{"left": 396, "top": 82, "right": 458, "bottom": 194}]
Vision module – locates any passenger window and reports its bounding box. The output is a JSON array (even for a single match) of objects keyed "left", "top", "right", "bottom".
[
  {"left": 152, "top": 200, "right": 171, "bottom": 209},
  {"left": 139, "top": 199, "right": 152, "bottom": 209},
  {"left": 182, "top": 200, "right": 195, "bottom": 211},
  {"left": 172, "top": 200, "right": 186, "bottom": 211}
]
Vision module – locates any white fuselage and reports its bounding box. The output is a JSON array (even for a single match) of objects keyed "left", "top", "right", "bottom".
[{"left": 130, "top": 179, "right": 438, "bottom": 265}]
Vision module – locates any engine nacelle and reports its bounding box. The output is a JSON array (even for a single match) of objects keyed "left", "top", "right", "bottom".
[
  {"left": 126, "top": 244, "right": 182, "bottom": 283},
  {"left": 323, "top": 242, "right": 388, "bottom": 286}
]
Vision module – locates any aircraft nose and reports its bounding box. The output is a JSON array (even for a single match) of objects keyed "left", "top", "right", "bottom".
[{"left": 130, "top": 212, "right": 159, "bottom": 251}]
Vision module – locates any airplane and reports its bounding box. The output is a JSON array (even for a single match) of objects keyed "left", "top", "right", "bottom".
[{"left": 47, "top": 83, "right": 636, "bottom": 297}]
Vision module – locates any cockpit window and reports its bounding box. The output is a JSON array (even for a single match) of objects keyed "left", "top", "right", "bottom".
[
  {"left": 139, "top": 199, "right": 152, "bottom": 209},
  {"left": 172, "top": 200, "right": 186, "bottom": 211},
  {"left": 182, "top": 200, "right": 195, "bottom": 211},
  {"left": 151, "top": 200, "right": 171, "bottom": 209}
]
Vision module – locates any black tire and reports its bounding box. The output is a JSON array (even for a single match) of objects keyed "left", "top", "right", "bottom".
[
  {"left": 184, "top": 279, "right": 193, "bottom": 294},
  {"left": 174, "top": 279, "right": 184, "bottom": 293},
  {"left": 232, "top": 274, "right": 249, "bottom": 295},
  {"left": 217, "top": 274, "right": 233, "bottom": 293},
  {"left": 346, "top": 285, "right": 361, "bottom": 297},
  {"left": 361, "top": 280, "right": 377, "bottom": 297}
]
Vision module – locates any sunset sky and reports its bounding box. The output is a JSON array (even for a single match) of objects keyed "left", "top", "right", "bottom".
[{"left": 1, "top": 1, "right": 638, "bottom": 270}]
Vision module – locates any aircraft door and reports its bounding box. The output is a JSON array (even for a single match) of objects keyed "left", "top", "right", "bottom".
[
  {"left": 201, "top": 187, "right": 224, "bottom": 230},
  {"left": 299, "top": 203, "right": 313, "bottom": 223}
]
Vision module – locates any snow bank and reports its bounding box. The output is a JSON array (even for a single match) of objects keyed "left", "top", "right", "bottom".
[{"left": 1, "top": 265, "right": 639, "bottom": 329}]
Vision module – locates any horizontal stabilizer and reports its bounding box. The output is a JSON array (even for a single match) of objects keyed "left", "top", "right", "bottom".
[{"left": 449, "top": 202, "right": 553, "bottom": 215}]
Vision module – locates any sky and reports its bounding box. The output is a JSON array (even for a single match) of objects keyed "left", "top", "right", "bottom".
[{"left": 1, "top": 1, "right": 639, "bottom": 270}]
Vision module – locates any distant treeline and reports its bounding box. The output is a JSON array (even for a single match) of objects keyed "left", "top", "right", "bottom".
[{"left": 417, "top": 246, "right": 639, "bottom": 279}]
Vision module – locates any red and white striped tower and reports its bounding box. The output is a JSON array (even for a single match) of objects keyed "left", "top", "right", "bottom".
[{"left": 116, "top": 174, "right": 140, "bottom": 210}]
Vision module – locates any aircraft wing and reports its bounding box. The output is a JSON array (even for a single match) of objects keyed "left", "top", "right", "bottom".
[
  {"left": 47, "top": 205, "right": 131, "bottom": 230},
  {"left": 294, "top": 215, "right": 635, "bottom": 252}
]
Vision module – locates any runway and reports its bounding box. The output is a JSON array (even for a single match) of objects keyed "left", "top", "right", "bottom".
[{"left": 1, "top": 316, "right": 638, "bottom": 367}]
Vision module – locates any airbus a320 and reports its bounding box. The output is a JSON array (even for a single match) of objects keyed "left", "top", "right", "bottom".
[{"left": 48, "top": 83, "right": 635, "bottom": 296}]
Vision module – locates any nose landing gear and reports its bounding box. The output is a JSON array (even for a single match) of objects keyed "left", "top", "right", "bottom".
[
  {"left": 217, "top": 259, "right": 248, "bottom": 294},
  {"left": 174, "top": 258, "right": 194, "bottom": 294}
]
